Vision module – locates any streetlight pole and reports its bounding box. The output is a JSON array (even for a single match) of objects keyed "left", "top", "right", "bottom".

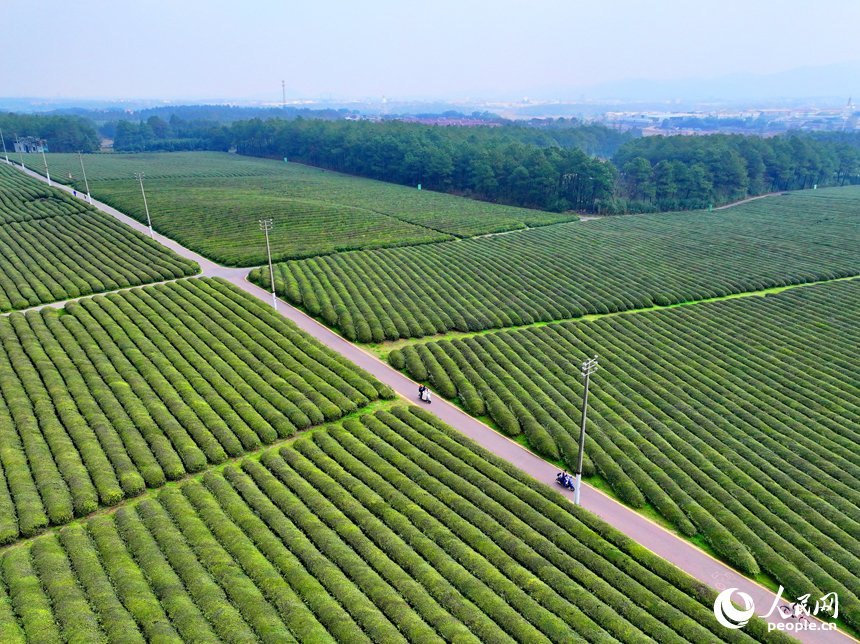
[
  {"left": 78, "top": 151, "right": 92, "bottom": 204},
  {"left": 259, "top": 218, "right": 277, "bottom": 310},
  {"left": 134, "top": 172, "right": 154, "bottom": 238},
  {"left": 15, "top": 135, "right": 25, "bottom": 170},
  {"left": 574, "top": 354, "right": 598, "bottom": 505},
  {"left": 0, "top": 129, "right": 8, "bottom": 164},
  {"left": 39, "top": 140, "right": 51, "bottom": 186}
]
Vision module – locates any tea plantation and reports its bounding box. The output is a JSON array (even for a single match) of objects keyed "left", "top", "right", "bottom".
[
  {"left": 0, "top": 276, "right": 392, "bottom": 542},
  {"left": 4, "top": 153, "right": 857, "bottom": 641},
  {"left": 0, "top": 406, "right": 795, "bottom": 644},
  {"left": 391, "top": 279, "right": 860, "bottom": 631},
  {"left": 14, "top": 151, "right": 291, "bottom": 181},
  {"left": 257, "top": 186, "right": 860, "bottom": 341},
  {"left": 18, "top": 152, "right": 578, "bottom": 264},
  {"left": 0, "top": 164, "right": 198, "bottom": 311}
]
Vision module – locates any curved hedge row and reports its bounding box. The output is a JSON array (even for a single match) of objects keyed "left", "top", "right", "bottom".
[
  {"left": 0, "top": 164, "right": 199, "bottom": 312},
  {"left": 21, "top": 151, "right": 579, "bottom": 266},
  {"left": 258, "top": 188, "right": 860, "bottom": 340},
  {"left": 394, "top": 280, "right": 860, "bottom": 631},
  {"left": 0, "top": 406, "right": 797, "bottom": 643},
  {"left": 0, "top": 164, "right": 89, "bottom": 224},
  {"left": 0, "top": 277, "right": 392, "bottom": 541}
]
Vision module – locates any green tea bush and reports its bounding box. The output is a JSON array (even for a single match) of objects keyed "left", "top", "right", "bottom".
[
  {"left": 0, "top": 278, "right": 388, "bottom": 539},
  {"left": 0, "top": 406, "right": 805, "bottom": 642},
  {"left": 267, "top": 187, "right": 860, "bottom": 340},
  {"left": 0, "top": 164, "right": 198, "bottom": 313},
  {"left": 395, "top": 281, "right": 860, "bottom": 629}
]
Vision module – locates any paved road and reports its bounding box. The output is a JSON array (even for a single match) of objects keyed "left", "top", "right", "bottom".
[{"left": 17, "top": 163, "right": 855, "bottom": 643}]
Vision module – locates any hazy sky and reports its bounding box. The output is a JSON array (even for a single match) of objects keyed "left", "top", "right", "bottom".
[{"left": 6, "top": 0, "right": 860, "bottom": 100}]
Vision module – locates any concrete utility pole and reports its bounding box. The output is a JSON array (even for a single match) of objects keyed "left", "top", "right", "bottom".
[
  {"left": 39, "top": 140, "right": 51, "bottom": 186},
  {"left": 259, "top": 218, "right": 278, "bottom": 310},
  {"left": 15, "top": 135, "right": 25, "bottom": 170},
  {"left": 78, "top": 152, "right": 92, "bottom": 204},
  {"left": 0, "top": 129, "right": 9, "bottom": 164},
  {"left": 574, "top": 354, "right": 599, "bottom": 505},
  {"left": 134, "top": 172, "right": 154, "bottom": 238}
]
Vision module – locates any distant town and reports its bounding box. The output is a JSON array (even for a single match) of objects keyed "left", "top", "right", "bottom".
[{"left": 599, "top": 100, "right": 859, "bottom": 135}]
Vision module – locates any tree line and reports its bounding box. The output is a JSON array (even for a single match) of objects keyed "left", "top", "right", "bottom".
[
  {"left": 611, "top": 133, "right": 860, "bottom": 212},
  {"left": 229, "top": 118, "right": 620, "bottom": 212},
  {"left": 0, "top": 113, "right": 100, "bottom": 153},
  {"left": 225, "top": 118, "right": 860, "bottom": 213},
  {"left": 113, "top": 115, "right": 231, "bottom": 152},
  {"left": 6, "top": 108, "right": 860, "bottom": 213}
]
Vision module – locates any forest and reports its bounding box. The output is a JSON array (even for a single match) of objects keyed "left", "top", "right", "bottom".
[
  {"left": 0, "top": 113, "right": 99, "bottom": 153},
  {"left": 7, "top": 108, "right": 860, "bottom": 213},
  {"left": 112, "top": 116, "right": 231, "bottom": 152},
  {"left": 229, "top": 118, "right": 618, "bottom": 212},
  {"left": 225, "top": 118, "right": 860, "bottom": 213},
  {"left": 611, "top": 132, "right": 860, "bottom": 211}
]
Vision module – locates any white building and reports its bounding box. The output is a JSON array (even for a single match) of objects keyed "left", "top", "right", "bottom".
[{"left": 12, "top": 137, "right": 46, "bottom": 154}]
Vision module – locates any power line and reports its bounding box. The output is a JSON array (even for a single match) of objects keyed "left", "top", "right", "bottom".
[
  {"left": 39, "top": 139, "right": 51, "bottom": 186},
  {"left": 133, "top": 172, "right": 154, "bottom": 238},
  {"left": 0, "top": 129, "right": 9, "bottom": 164},
  {"left": 259, "top": 218, "right": 278, "bottom": 310},
  {"left": 78, "top": 151, "right": 92, "bottom": 204},
  {"left": 14, "top": 135, "right": 25, "bottom": 170},
  {"left": 574, "top": 354, "right": 598, "bottom": 505}
]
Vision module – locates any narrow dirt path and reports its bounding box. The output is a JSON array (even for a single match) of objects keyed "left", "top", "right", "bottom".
[
  {"left": 16, "top": 164, "right": 854, "bottom": 643},
  {"left": 714, "top": 191, "right": 787, "bottom": 209}
]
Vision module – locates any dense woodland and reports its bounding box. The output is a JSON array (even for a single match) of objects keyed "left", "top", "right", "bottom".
[
  {"left": 230, "top": 118, "right": 620, "bottom": 212},
  {"left": 7, "top": 109, "right": 860, "bottom": 212},
  {"left": 611, "top": 133, "right": 860, "bottom": 211},
  {"left": 112, "top": 116, "right": 231, "bottom": 152},
  {"left": 226, "top": 118, "right": 860, "bottom": 212}
]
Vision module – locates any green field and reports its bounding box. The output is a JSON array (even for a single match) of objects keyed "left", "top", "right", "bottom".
[
  {"left": 0, "top": 405, "right": 795, "bottom": 644},
  {"left": 0, "top": 277, "right": 392, "bottom": 542},
  {"left": 16, "top": 152, "right": 580, "bottom": 265},
  {"left": 0, "top": 164, "right": 198, "bottom": 311},
  {"left": 6, "top": 150, "right": 858, "bottom": 641},
  {"left": 391, "top": 279, "right": 860, "bottom": 630},
  {"left": 14, "top": 151, "right": 291, "bottom": 181},
  {"left": 254, "top": 186, "right": 860, "bottom": 341},
  {"left": 89, "top": 176, "right": 453, "bottom": 265}
]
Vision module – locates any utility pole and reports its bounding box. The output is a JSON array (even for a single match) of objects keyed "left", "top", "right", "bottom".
[
  {"left": 134, "top": 172, "right": 154, "bottom": 238},
  {"left": 39, "top": 140, "right": 51, "bottom": 186},
  {"left": 574, "top": 355, "right": 599, "bottom": 505},
  {"left": 259, "top": 218, "right": 277, "bottom": 310},
  {"left": 15, "top": 135, "right": 25, "bottom": 170},
  {"left": 282, "top": 80, "right": 286, "bottom": 110},
  {"left": 78, "top": 151, "right": 92, "bottom": 204},
  {"left": 0, "top": 129, "right": 8, "bottom": 164}
]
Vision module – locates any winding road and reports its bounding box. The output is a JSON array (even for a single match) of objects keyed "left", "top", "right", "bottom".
[{"left": 14, "top": 163, "right": 855, "bottom": 643}]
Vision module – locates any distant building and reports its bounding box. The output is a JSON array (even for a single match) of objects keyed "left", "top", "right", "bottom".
[
  {"left": 13, "top": 137, "right": 46, "bottom": 154},
  {"left": 400, "top": 117, "right": 501, "bottom": 127}
]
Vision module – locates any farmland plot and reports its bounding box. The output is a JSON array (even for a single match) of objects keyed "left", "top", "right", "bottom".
[
  {"left": 0, "top": 277, "right": 392, "bottom": 541},
  {"left": 258, "top": 187, "right": 860, "bottom": 341},
  {"left": 88, "top": 177, "right": 452, "bottom": 265},
  {"left": 0, "top": 164, "right": 198, "bottom": 311},
  {"left": 12, "top": 151, "right": 290, "bottom": 181},
  {"left": 392, "top": 279, "right": 860, "bottom": 631},
  {"left": 0, "top": 406, "right": 796, "bottom": 644},
  {"left": 18, "top": 151, "right": 577, "bottom": 263}
]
